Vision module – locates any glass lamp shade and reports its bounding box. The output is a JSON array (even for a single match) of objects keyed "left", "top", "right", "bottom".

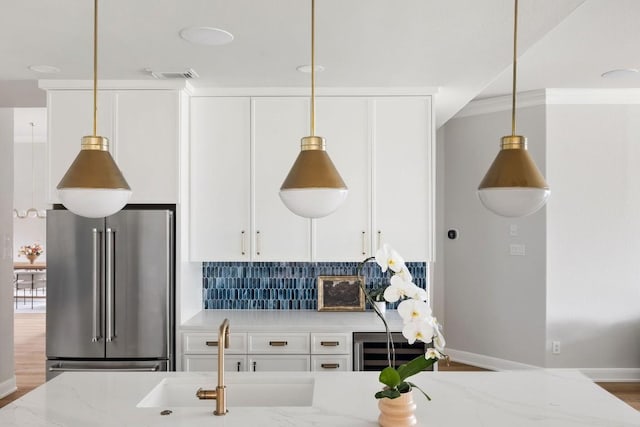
[
  {"left": 280, "top": 136, "right": 348, "bottom": 218},
  {"left": 57, "top": 136, "right": 131, "bottom": 218},
  {"left": 477, "top": 135, "right": 549, "bottom": 218}
]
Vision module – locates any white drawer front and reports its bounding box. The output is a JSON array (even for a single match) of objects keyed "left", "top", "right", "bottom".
[
  {"left": 248, "top": 333, "right": 310, "bottom": 354},
  {"left": 183, "top": 355, "right": 248, "bottom": 372},
  {"left": 311, "top": 355, "right": 352, "bottom": 371},
  {"left": 248, "top": 355, "right": 310, "bottom": 372},
  {"left": 311, "top": 333, "right": 351, "bottom": 354},
  {"left": 183, "top": 332, "right": 247, "bottom": 354}
]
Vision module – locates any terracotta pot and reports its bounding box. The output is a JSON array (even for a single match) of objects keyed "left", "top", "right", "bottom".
[
  {"left": 26, "top": 254, "right": 38, "bottom": 264},
  {"left": 378, "top": 390, "right": 417, "bottom": 427}
]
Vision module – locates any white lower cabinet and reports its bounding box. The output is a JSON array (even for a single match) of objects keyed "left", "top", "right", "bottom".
[{"left": 181, "top": 331, "right": 353, "bottom": 373}]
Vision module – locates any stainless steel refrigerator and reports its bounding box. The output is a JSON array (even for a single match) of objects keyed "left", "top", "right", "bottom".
[{"left": 46, "top": 208, "right": 174, "bottom": 380}]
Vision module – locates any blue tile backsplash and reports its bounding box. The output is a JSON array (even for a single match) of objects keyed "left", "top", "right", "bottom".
[{"left": 202, "top": 261, "right": 428, "bottom": 310}]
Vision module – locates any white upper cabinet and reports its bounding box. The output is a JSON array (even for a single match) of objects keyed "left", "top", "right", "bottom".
[
  {"left": 47, "top": 90, "right": 115, "bottom": 204},
  {"left": 252, "top": 98, "right": 312, "bottom": 262},
  {"left": 46, "top": 88, "right": 181, "bottom": 205},
  {"left": 314, "top": 98, "right": 371, "bottom": 261},
  {"left": 373, "top": 97, "right": 432, "bottom": 261},
  {"left": 114, "top": 91, "right": 180, "bottom": 203},
  {"left": 190, "top": 97, "right": 251, "bottom": 261}
]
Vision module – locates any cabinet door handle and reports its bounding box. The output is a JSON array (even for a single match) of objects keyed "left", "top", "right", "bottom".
[
  {"left": 205, "top": 341, "right": 218, "bottom": 347},
  {"left": 237, "top": 361, "right": 241, "bottom": 372},
  {"left": 377, "top": 230, "right": 382, "bottom": 250},
  {"left": 361, "top": 231, "right": 366, "bottom": 255},
  {"left": 252, "top": 361, "right": 257, "bottom": 372},
  {"left": 241, "top": 230, "right": 246, "bottom": 255},
  {"left": 320, "top": 341, "right": 339, "bottom": 347},
  {"left": 269, "top": 340, "right": 288, "bottom": 347},
  {"left": 321, "top": 363, "right": 340, "bottom": 369},
  {"left": 256, "top": 230, "right": 261, "bottom": 256}
]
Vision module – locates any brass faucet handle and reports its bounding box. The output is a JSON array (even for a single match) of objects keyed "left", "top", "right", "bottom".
[{"left": 196, "top": 388, "right": 217, "bottom": 400}]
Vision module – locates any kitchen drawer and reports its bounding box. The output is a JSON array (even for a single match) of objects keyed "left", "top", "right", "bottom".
[
  {"left": 311, "top": 333, "right": 351, "bottom": 354},
  {"left": 311, "top": 355, "right": 352, "bottom": 371},
  {"left": 183, "top": 355, "right": 248, "bottom": 372},
  {"left": 248, "top": 355, "right": 310, "bottom": 372},
  {"left": 247, "top": 332, "right": 310, "bottom": 354},
  {"left": 182, "top": 332, "right": 247, "bottom": 354}
]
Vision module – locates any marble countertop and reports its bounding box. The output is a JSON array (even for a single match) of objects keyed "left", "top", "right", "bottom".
[
  {"left": 182, "top": 309, "right": 405, "bottom": 332},
  {"left": 1, "top": 370, "right": 638, "bottom": 426}
]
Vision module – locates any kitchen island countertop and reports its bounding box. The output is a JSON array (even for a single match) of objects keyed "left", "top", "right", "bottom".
[{"left": 0, "top": 370, "right": 638, "bottom": 426}]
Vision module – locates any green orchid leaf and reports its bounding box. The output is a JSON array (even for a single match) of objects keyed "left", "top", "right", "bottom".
[
  {"left": 397, "top": 381, "right": 411, "bottom": 393},
  {"left": 407, "top": 382, "right": 431, "bottom": 401},
  {"left": 375, "top": 389, "right": 401, "bottom": 400},
  {"left": 396, "top": 355, "right": 435, "bottom": 381},
  {"left": 379, "top": 367, "right": 401, "bottom": 388}
]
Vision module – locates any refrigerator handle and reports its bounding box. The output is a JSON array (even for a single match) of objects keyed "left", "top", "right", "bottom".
[
  {"left": 92, "top": 228, "right": 102, "bottom": 343},
  {"left": 106, "top": 228, "right": 115, "bottom": 342}
]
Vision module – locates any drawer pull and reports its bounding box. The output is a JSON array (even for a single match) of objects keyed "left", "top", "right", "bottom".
[
  {"left": 205, "top": 341, "right": 218, "bottom": 347},
  {"left": 320, "top": 341, "right": 339, "bottom": 347},
  {"left": 321, "top": 363, "right": 340, "bottom": 369},
  {"left": 269, "top": 340, "right": 288, "bottom": 347}
]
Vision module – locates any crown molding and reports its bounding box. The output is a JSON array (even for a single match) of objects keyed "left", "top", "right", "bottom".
[
  {"left": 455, "top": 88, "right": 640, "bottom": 119},
  {"left": 188, "top": 86, "right": 438, "bottom": 97},
  {"left": 38, "top": 80, "right": 190, "bottom": 91}
]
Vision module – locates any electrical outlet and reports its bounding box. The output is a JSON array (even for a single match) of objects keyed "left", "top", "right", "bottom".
[
  {"left": 509, "top": 244, "right": 525, "bottom": 256},
  {"left": 551, "top": 341, "right": 561, "bottom": 354},
  {"left": 509, "top": 224, "right": 518, "bottom": 236}
]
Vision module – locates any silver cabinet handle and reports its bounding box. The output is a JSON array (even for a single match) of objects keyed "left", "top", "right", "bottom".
[
  {"left": 105, "top": 228, "right": 115, "bottom": 342},
  {"left": 237, "top": 361, "right": 241, "bottom": 372},
  {"left": 256, "top": 230, "right": 261, "bottom": 256},
  {"left": 377, "top": 230, "right": 382, "bottom": 250},
  {"left": 241, "top": 230, "right": 246, "bottom": 255},
  {"left": 91, "top": 228, "right": 101, "bottom": 343},
  {"left": 321, "top": 363, "right": 340, "bottom": 369},
  {"left": 49, "top": 365, "right": 159, "bottom": 372},
  {"left": 361, "top": 231, "right": 367, "bottom": 255},
  {"left": 252, "top": 361, "right": 257, "bottom": 372}
]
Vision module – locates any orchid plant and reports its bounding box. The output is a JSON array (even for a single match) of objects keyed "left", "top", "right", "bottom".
[{"left": 357, "top": 244, "right": 446, "bottom": 400}]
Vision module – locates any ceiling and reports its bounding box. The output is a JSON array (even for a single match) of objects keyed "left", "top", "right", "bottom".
[{"left": 4, "top": 0, "right": 636, "bottom": 127}]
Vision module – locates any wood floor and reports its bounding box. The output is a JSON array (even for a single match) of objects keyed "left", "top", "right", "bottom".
[{"left": 0, "top": 313, "right": 638, "bottom": 412}]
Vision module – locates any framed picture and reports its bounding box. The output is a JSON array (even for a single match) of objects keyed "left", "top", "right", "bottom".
[{"left": 317, "top": 275, "right": 365, "bottom": 312}]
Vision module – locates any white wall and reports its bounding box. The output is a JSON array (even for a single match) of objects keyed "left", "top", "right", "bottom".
[
  {"left": 546, "top": 104, "right": 640, "bottom": 370},
  {"left": 0, "top": 108, "right": 16, "bottom": 398},
  {"left": 442, "top": 105, "right": 548, "bottom": 367}
]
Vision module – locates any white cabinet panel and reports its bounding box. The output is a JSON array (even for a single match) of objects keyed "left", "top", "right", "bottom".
[
  {"left": 311, "top": 355, "right": 351, "bottom": 371},
  {"left": 114, "top": 91, "right": 179, "bottom": 203},
  {"left": 314, "top": 98, "right": 370, "bottom": 261},
  {"left": 248, "top": 355, "right": 310, "bottom": 372},
  {"left": 190, "top": 97, "right": 251, "bottom": 261},
  {"left": 373, "top": 97, "right": 432, "bottom": 260},
  {"left": 247, "top": 332, "right": 310, "bottom": 354},
  {"left": 183, "top": 355, "right": 247, "bottom": 372},
  {"left": 252, "top": 98, "right": 311, "bottom": 261},
  {"left": 46, "top": 90, "right": 114, "bottom": 203}
]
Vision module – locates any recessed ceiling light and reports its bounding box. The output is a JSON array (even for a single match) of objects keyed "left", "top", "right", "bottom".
[
  {"left": 28, "top": 65, "right": 61, "bottom": 74},
  {"left": 296, "top": 65, "right": 325, "bottom": 73},
  {"left": 601, "top": 68, "right": 639, "bottom": 79},
  {"left": 179, "top": 27, "right": 233, "bottom": 46}
]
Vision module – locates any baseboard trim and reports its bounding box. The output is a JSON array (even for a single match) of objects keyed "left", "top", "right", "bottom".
[
  {"left": 447, "top": 349, "right": 640, "bottom": 382},
  {"left": 580, "top": 368, "right": 640, "bottom": 382},
  {"left": 447, "top": 348, "right": 540, "bottom": 371},
  {"left": 0, "top": 376, "right": 17, "bottom": 400}
]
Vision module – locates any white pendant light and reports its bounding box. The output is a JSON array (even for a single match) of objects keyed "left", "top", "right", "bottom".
[
  {"left": 57, "top": 0, "right": 131, "bottom": 218},
  {"left": 279, "top": 0, "right": 348, "bottom": 219},
  {"left": 477, "top": 0, "right": 549, "bottom": 218}
]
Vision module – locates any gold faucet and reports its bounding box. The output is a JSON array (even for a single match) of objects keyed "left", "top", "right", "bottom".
[{"left": 196, "top": 318, "right": 230, "bottom": 415}]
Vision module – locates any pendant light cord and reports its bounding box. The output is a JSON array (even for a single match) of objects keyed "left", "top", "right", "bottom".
[
  {"left": 511, "top": 0, "right": 518, "bottom": 136},
  {"left": 93, "top": 0, "right": 98, "bottom": 137},
  {"left": 310, "top": 0, "right": 315, "bottom": 136},
  {"left": 30, "top": 122, "right": 35, "bottom": 209}
]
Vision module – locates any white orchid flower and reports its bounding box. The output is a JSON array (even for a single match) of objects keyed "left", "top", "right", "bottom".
[
  {"left": 395, "top": 265, "right": 413, "bottom": 283},
  {"left": 397, "top": 299, "right": 432, "bottom": 323},
  {"left": 425, "top": 348, "right": 444, "bottom": 360},
  {"left": 429, "top": 317, "right": 446, "bottom": 352},
  {"left": 402, "top": 319, "right": 435, "bottom": 345},
  {"left": 375, "top": 244, "right": 405, "bottom": 273},
  {"left": 407, "top": 284, "right": 428, "bottom": 302},
  {"left": 383, "top": 277, "right": 413, "bottom": 302}
]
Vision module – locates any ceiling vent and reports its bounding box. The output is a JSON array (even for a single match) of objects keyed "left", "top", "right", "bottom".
[{"left": 148, "top": 68, "right": 199, "bottom": 80}]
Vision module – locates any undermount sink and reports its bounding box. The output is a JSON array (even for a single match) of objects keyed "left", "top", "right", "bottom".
[{"left": 137, "top": 376, "right": 315, "bottom": 408}]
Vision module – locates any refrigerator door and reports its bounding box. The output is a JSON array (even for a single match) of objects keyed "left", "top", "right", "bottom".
[
  {"left": 46, "top": 210, "right": 105, "bottom": 359},
  {"left": 105, "top": 210, "right": 173, "bottom": 360}
]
